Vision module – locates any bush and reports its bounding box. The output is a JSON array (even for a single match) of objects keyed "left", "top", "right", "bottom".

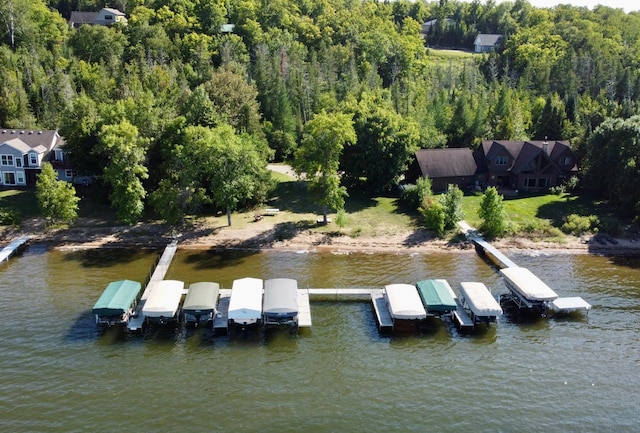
[
  {"left": 0, "top": 208, "right": 21, "bottom": 226},
  {"left": 400, "top": 177, "right": 432, "bottom": 210},
  {"left": 420, "top": 197, "right": 446, "bottom": 237},
  {"left": 561, "top": 214, "right": 599, "bottom": 235}
]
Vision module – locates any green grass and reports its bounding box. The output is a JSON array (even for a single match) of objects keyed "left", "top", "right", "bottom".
[
  {"left": 2, "top": 178, "right": 632, "bottom": 240},
  {"left": 0, "top": 189, "right": 40, "bottom": 218},
  {"left": 460, "top": 191, "right": 631, "bottom": 237}
]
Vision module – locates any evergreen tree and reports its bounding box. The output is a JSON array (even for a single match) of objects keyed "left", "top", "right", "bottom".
[{"left": 478, "top": 186, "right": 507, "bottom": 238}]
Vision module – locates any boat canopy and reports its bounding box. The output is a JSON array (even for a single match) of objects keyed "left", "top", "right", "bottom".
[
  {"left": 459, "top": 282, "right": 503, "bottom": 317},
  {"left": 142, "top": 280, "right": 185, "bottom": 318},
  {"left": 500, "top": 267, "right": 558, "bottom": 302},
  {"left": 228, "top": 277, "right": 263, "bottom": 322},
  {"left": 384, "top": 284, "right": 427, "bottom": 320},
  {"left": 183, "top": 282, "right": 220, "bottom": 314},
  {"left": 92, "top": 279, "right": 141, "bottom": 316},
  {"left": 415, "top": 279, "right": 457, "bottom": 313},
  {"left": 263, "top": 278, "right": 298, "bottom": 316}
]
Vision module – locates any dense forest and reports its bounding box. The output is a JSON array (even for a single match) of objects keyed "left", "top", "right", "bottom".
[{"left": 2, "top": 0, "right": 640, "bottom": 224}]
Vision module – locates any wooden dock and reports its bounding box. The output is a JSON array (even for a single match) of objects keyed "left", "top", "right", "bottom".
[
  {"left": 128, "top": 241, "right": 178, "bottom": 332},
  {"left": 0, "top": 236, "right": 30, "bottom": 263}
]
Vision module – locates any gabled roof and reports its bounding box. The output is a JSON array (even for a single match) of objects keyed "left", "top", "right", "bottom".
[
  {"left": 474, "top": 34, "right": 503, "bottom": 46},
  {"left": 69, "top": 11, "right": 97, "bottom": 24},
  {"left": 414, "top": 148, "right": 481, "bottom": 178},
  {"left": 481, "top": 140, "right": 574, "bottom": 173},
  {"left": 0, "top": 129, "right": 62, "bottom": 153},
  {"left": 102, "top": 8, "right": 126, "bottom": 16}
]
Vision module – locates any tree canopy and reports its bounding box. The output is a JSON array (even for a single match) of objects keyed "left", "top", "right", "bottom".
[{"left": 3, "top": 0, "right": 640, "bottom": 221}]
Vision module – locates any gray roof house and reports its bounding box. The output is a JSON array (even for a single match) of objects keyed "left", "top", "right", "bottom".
[
  {"left": 0, "top": 129, "right": 70, "bottom": 186},
  {"left": 69, "top": 8, "right": 127, "bottom": 28},
  {"left": 473, "top": 34, "right": 503, "bottom": 53}
]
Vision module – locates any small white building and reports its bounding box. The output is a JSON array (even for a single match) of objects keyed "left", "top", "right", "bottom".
[
  {"left": 69, "top": 8, "right": 127, "bottom": 28},
  {"left": 474, "top": 34, "right": 503, "bottom": 53}
]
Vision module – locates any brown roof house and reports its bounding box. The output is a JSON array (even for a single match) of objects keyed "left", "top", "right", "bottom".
[
  {"left": 406, "top": 148, "right": 486, "bottom": 193},
  {"left": 0, "top": 129, "right": 71, "bottom": 186},
  {"left": 406, "top": 140, "right": 578, "bottom": 194},
  {"left": 480, "top": 140, "right": 578, "bottom": 191}
]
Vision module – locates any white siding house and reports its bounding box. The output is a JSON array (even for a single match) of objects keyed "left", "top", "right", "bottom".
[{"left": 0, "top": 130, "right": 66, "bottom": 186}]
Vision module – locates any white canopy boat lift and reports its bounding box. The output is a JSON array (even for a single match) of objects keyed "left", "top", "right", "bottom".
[
  {"left": 383, "top": 284, "right": 427, "bottom": 333},
  {"left": 141, "top": 280, "right": 185, "bottom": 325},
  {"left": 457, "top": 282, "right": 503, "bottom": 328},
  {"left": 500, "top": 267, "right": 590, "bottom": 315},
  {"left": 227, "top": 277, "right": 264, "bottom": 332}
]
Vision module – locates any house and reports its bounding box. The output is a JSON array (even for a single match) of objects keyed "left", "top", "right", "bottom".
[
  {"left": 480, "top": 140, "right": 578, "bottom": 191},
  {"left": 0, "top": 129, "right": 71, "bottom": 186},
  {"left": 406, "top": 140, "right": 578, "bottom": 193},
  {"left": 406, "top": 148, "right": 485, "bottom": 193},
  {"left": 421, "top": 18, "right": 456, "bottom": 35},
  {"left": 68, "top": 8, "right": 127, "bottom": 28},
  {"left": 473, "top": 34, "right": 503, "bottom": 53}
]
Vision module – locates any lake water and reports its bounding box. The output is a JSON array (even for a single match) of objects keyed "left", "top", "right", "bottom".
[{"left": 0, "top": 245, "right": 639, "bottom": 432}]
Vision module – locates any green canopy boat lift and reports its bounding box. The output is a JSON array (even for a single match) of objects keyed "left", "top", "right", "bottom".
[{"left": 92, "top": 280, "right": 142, "bottom": 327}]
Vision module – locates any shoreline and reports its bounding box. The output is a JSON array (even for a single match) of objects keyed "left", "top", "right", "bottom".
[{"left": 4, "top": 221, "right": 640, "bottom": 257}]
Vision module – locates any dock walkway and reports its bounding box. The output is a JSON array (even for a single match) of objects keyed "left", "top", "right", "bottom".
[
  {"left": 0, "top": 236, "right": 30, "bottom": 262},
  {"left": 128, "top": 241, "right": 178, "bottom": 332},
  {"left": 452, "top": 299, "right": 475, "bottom": 330},
  {"left": 457, "top": 221, "right": 518, "bottom": 268}
]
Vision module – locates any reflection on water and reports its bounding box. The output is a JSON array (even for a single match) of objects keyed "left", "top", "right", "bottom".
[{"left": 0, "top": 246, "right": 639, "bottom": 432}]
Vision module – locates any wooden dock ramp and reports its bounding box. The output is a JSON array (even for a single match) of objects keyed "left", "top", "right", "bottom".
[{"left": 128, "top": 240, "right": 178, "bottom": 332}]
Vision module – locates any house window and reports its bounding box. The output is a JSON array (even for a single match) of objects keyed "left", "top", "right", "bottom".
[
  {"left": 105, "top": 14, "right": 113, "bottom": 20},
  {"left": 559, "top": 156, "right": 572, "bottom": 165},
  {"left": 65, "top": 169, "right": 73, "bottom": 178},
  {"left": 524, "top": 178, "right": 536, "bottom": 188},
  {"left": 16, "top": 171, "right": 25, "bottom": 184},
  {"left": 538, "top": 178, "right": 550, "bottom": 187},
  {"left": 15, "top": 157, "right": 22, "bottom": 168},
  {"left": 29, "top": 153, "right": 37, "bottom": 166},
  {"left": 495, "top": 156, "right": 508, "bottom": 166},
  {"left": 3, "top": 172, "right": 16, "bottom": 185},
  {"left": 1, "top": 154, "right": 14, "bottom": 166}
]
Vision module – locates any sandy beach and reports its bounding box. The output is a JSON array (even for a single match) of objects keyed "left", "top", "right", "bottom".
[{"left": 3, "top": 216, "right": 638, "bottom": 257}]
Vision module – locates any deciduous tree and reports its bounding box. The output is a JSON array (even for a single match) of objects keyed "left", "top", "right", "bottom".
[
  {"left": 35, "top": 162, "right": 79, "bottom": 224},
  {"left": 293, "top": 110, "right": 356, "bottom": 224}
]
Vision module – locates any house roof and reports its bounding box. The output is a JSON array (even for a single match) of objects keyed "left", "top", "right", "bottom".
[
  {"left": 0, "top": 129, "right": 62, "bottom": 153},
  {"left": 69, "top": 11, "right": 97, "bottom": 24},
  {"left": 102, "top": 8, "right": 126, "bottom": 16},
  {"left": 481, "top": 140, "right": 577, "bottom": 173},
  {"left": 414, "top": 148, "right": 481, "bottom": 179},
  {"left": 474, "top": 34, "right": 503, "bottom": 46}
]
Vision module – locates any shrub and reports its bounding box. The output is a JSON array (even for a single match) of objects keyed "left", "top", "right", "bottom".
[
  {"left": 0, "top": 208, "right": 21, "bottom": 226},
  {"left": 561, "top": 214, "right": 599, "bottom": 235},
  {"left": 420, "top": 197, "right": 446, "bottom": 237}
]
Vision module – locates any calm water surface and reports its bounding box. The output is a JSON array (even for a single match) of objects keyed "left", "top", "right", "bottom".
[{"left": 1, "top": 245, "right": 639, "bottom": 432}]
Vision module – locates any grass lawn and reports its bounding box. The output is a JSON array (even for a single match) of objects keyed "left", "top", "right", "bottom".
[
  {"left": 460, "top": 191, "right": 631, "bottom": 236},
  {"left": 1, "top": 179, "right": 633, "bottom": 240}
]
